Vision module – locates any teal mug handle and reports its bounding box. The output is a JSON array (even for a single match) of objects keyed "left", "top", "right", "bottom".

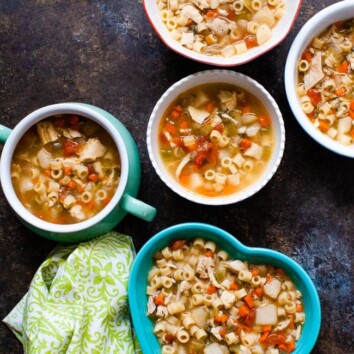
[
  {"left": 120, "top": 194, "right": 156, "bottom": 222},
  {"left": 0, "top": 124, "right": 12, "bottom": 143}
]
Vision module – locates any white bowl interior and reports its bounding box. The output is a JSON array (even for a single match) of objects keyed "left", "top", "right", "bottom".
[
  {"left": 285, "top": 0, "right": 354, "bottom": 158},
  {"left": 144, "top": 0, "right": 302, "bottom": 66},
  {"left": 0, "top": 103, "right": 129, "bottom": 233},
  {"left": 147, "top": 70, "right": 285, "bottom": 205}
]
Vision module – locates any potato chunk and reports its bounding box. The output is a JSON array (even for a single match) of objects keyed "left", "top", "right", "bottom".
[
  {"left": 255, "top": 304, "right": 278, "bottom": 325},
  {"left": 264, "top": 278, "right": 282, "bottom": 299}
]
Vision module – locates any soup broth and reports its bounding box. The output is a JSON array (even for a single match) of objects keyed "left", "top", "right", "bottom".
[
  {"left": 156, "top": 0, "right": 286, "bottom": 57},
  {"left": 297, "top": 19, "right": 354, "bottom": 145},
  {"left": 11, "top": 114, "right": 121, "bottom": 224},
  {"left": 147, "top": 238, "right": 305, "bottom": 354},
  {"left": 158, "top": 83, "right": 274, "bottom": 198}
]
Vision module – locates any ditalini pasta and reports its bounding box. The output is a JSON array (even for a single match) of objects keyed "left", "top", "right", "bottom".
[
  {"left": 158, "top": 83, "right": 274, "bottom": 197},
  {"left": 297, "top": 19, "right": 354, "bottom": 145},
  {"left": 11, "top": 115, "right": 121, "bottom": 224},
  {"left": 147, "top": 238, "right": 305, "bottom": 353},
  {"left": 156, "top": 0, "right": 286, "bottom": 57}
]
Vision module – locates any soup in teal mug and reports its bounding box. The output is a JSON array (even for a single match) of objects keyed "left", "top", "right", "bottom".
[{"left": 0, "top": 103, "right": 156, "bottom": 242}]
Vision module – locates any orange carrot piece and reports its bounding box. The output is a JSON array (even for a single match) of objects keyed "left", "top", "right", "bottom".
[
  {"left": 335, "top": 87, "right": 346, "bottom": 97},
  {"left": 262, "top": 325, "right": 272, "bottom": 332},
  {"left": 170, "top": 240, "right": 186, "bottom": 251},
  {"left": 77, "top": 185, "right": 84, "bottom": 193},
  {"left": 88, "top": 174, "right": 99, "bottom": 182},
  {"left": 205, "top": 250, "right": 214, "bottom": 257},
  {"left": 229, "top": 282, "right": 239, "bottom": 290},
  {"left": 349, "top": 109, "right": 354, "bottom": 119},
  {"left": 215, "top": 314, "right": 228, "bottom": 323},
  {"left": 64, "top": 166, "right": 72, "bottom": 175},
  {"left": 338, "top": 60, "right": 349, "bottom": 73},
  {"left": 219, "top": 327, "right": 227, "bottom": 336},
  {"left": 286, "top": 340, "right": 296, "bottom": 353},
  {"left": 318, "top": 120, "right": 330, "bottom": 133},
  {"left": 240, "top": 138, "right": 252, "bottom": 150},
  {"left": 239, "top": 305, "right": 250, "bottom": 317},
  {"left": 179, "top": 120, "right": 189, "bottom": 129},
  {"left": 259, "top": 331, "right": 269, "bottom": 343},
  {"left": 255, "top": 286, "right": 264, "bottom": 297},
  {"left": 206, "top": 285, "right": 217, "bottom": 294},
  {"left": 44, "top": 169, "right": 51, "bottom": 177},
  {"left": 350, "top": 100, "right": 354, "bottom": 111},
  {"left": 296, "top": 304, "right": 303, "bottom": 312},
  {"left": 242, "top": 105, "right": 251, "bottom": 114},
  {"left": 206, "top": 101, "right": 215, "bottom": 113},
  {"left": 170, "top": 110, "right": 181, "bottom": 120},
  {"left": 67, "top": 180, "right": 76, "bottom": 190},
  {"left": 251, "top": 268, "right": 259, "bottom": 276},
  {"left": 165, "top": 123, "right": 176, "bottom": 134},
  {"left": 244, "top": 294, "right": 254, "bottom": 308},
  {"left": 259, "top": 115, "right": 271, "bottom": 127},
  {"left": 154, "top": 294, "right": 164, "bottom": 306}
]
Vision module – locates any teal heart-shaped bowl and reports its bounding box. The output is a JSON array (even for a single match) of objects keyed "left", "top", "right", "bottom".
[{"left": 128, "top": 223, "right": 321, "bottom": 354}]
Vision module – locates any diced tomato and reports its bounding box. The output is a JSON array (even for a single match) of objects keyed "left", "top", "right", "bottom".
[
  {"left": 307, "top": 89, "right": 321, "bottom": 106},
  {"left": 265, "top": 333, "right": 286, "bottom": 345},
  {"left": 206, "top": 101, "right": 215, "bottom": 113},
  {"left": 179, "top": 121, "right": 189, "bottom": 129},
  {"left": 69, "top": 115, "right": 80, "bottom": 125},
  {"left": 54, "top": 118, "right": 65, "bottom": 127},
  {"left": 64, "top": 139, "right": 79, "bottom": 156},
  {"left": 165, "top": 122, "right": 176, "bottom": 134},
  {"left": 164, "top": 333, "right": 174, "bottom": 343},
  {"left": 243, "top": 308, "right": 256, "bottom": 327},
  {"left": 194, "top": 152, "right": 207, "bottom": 168},
  {"left": 207, "top": 143, "right": 218, "bottom": 166},
  {"left": 170, "top": 110, "right": 181, "bottom": 120}
]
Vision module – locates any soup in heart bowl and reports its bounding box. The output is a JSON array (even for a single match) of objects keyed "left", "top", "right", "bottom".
[
  {"left": 0, "top": 103, "right": 156, "bottom": 242},
  {"left": 128, "top": 222, "right": 321, "bottom": 354}
]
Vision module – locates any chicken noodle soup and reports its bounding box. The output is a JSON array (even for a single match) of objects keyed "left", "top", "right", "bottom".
[
  {"left": 297, "top": 19, "right": 354, "bottom": 145},
  {"left": 158, "top": 83, "right": 274, "bottom": 197},
  {"left": 156, "top": 0, "right": 285, "bottom": 57},
  {"left": 11, "top": 115, "right": 121, "bottom": 224},
  {"left": 147, "top": 238, "right": 305, "bottom": 354}
]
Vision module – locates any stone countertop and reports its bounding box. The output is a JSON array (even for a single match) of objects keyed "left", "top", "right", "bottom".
[{"left": 0, "top": 0, "right": 353, "bottom": 353}]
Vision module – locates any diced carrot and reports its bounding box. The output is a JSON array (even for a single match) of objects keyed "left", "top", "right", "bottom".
[
  {"left": 335, "top": 87, "right": 346, "bottom": 97},
  {"left": 165, "top": 122, "right": 176, "bottom": 134},
  {"left": 219, "top": 327, "right": 227, "bottom": 336},
  {"left": 103, "top": 197, "right": 111, "bottom": 205},
  {"left": 67, "top": 180, "right": 76, "bottom": 190},
  {"left": 206, "top": 9, "right": 218, "bottom": 18},
  {"left": 259, "top": 331, "right": 269, "bottom": 343},
  {"left": 242, "top": 105, "right": 251, "bottom": 114},
  {"left": 88, "top": 174, "right": 99, "bottom": 182},
  {"left": 215, "top": 314, "right": 228, "bottom": 323},
  {"left": 302, "top": 50, "right": 313, "bottom": 62},
  {"left": 338, "top": 60, "right": 349, "bottom": 73},
  {"left": 296, "top": 304, "right": 303, "bottom": 312},
  {"left": 77, "top": 185, "right": 84, "bottom": 193},
  {"left": 170, "top": 110, "right": 181, "bottom": 120},
  {"left": 179, "top": 121, "right": 189, "bottom": 129},
  {"left": 44, "top": 169, "right": 51, "bottom": 177},
  {"left": 244, "top": 294, "right": 254, "bottom": 308},
  {"left": 307, "top": 88, "right": 321, "bottom": 106},
  {"left": 350, "top": 100, "right": 354, "bottom": 111},
  {"left": 206, "top": 285, "right": 217, "bottom": 294},
  {"left": 240, "top": 138, "right": 252, "bottom": 150},
  {"left": 186, "top": 143, "right": 197, "bottom": 152},
  {"left": 286, "top": 340, "right": 296, "bottom": 353},
  {"left": 239, "top": 305, "right": 250, "bottom": 317},
  {"left": 205, "top": 250, "right": 214, "bottom": 258},
  {"left": 88, "top": 200, "right": 96, "bottom": 209},
  {"left": 229, "top": 282, "right": 239, "bottom": 290},
  {"left": 349, "top": 109, "right": 354, "bottom": 119},
  {"left": 289, "top": 315, "right": 295, "bottom": 329},
  {"left": 214, "top": 123, "right": 224, "bottom": 133},
  {"left": 170, "top": 240, "right": 186, "bottom": 251},
  {"left": 154, "top": 294, "right": 164, "bottom": 306},
  {"left": 278, "top": 344, "right": 287, "bottom": 351},
  {"left": 255, "top": 286, "right": 264, "bottom": 297},
  {"left": 265, "top": 333, "right": 286, "bottom": 345},
  {"left": 174, "top": 105, "right": 183, "bottom": 112},
  {"left": 335, "top": 20, "right": 344, "bottom": 29},
  {"left": 276, "top": 268, "right": 285, "bottom": 276},
  {"left": 259, "top": 115, "right": 271, "bottom": 127},
  {"left": 251, "top": 268, "right": 259, "bottom": 276},
  {"left": 318, "top": 120, "right": 330, "bottom": 133},
  {"left": 351, "top": 128, "right": 354, "bottom": 138},
  {"left": 64, "top": 166, "right": 72, "bottom": 176},
  {"left": 244, "top": 34, "right": 258, "bottom": 48},
  {"left": 206, "top": 101, "right": 215, "bottom": 113},
  {"left": 262, "top": 325, "right": 272, "bottom": 332}
]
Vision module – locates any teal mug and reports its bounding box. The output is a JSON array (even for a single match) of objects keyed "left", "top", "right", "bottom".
[{"left": 0, "top": 103, "right": 156, "bottom": 242}]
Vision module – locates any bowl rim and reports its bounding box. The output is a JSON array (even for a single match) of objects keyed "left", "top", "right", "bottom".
[
  {"left": 128, "top": 222, "right": 322, "bottom": 354},
  {"left": 284, "top": 0, "right": 354, "bottom": 158},
  {"left": 146, "top": 69, "right": 285, "bottom": 205},
  {"left": 0, "top": 103, "right": 129, "bottom": 233},
  {"left": 143, "top": 0, "right": 303, "bottom": 67}
]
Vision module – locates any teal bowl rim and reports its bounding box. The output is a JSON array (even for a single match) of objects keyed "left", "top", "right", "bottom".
[{"left": 128, "top": 222, "right": 321, "bottom": 354}]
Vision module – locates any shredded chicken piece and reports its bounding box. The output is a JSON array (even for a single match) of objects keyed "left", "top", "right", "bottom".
[
  {"left": 304, "top": 52, "right": 325, "bottom": 90},
  {"left": 218, "top": 90, "right": 237, "bottom": 110},
  {"left": 196, "top": 255, "right": 214, "bottom": 279},
  {"left": 207, "top": 18, "right": 230, "bottom": 37},
  {"left": 37, "top": 121, "right": 60, "bottom": 145},
  {"left": 224, "top": 260, "right": 247, "bottom": 273},
  {"left": 78, "top": 138, "right": 107, "bottom": 163},
  {"left": 147, "top": 296, "right": 156, "bottom": 314}
]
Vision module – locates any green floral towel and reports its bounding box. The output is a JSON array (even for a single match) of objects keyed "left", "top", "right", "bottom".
[{"left": 3, "top": 232, "right": 141, "bottom": 354}]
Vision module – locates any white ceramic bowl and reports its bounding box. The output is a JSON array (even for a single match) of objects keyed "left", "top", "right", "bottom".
[
  {"left": 143, "top": 0, "right": 302, "bottom": 67},
  {"left": 147, "top": 70, "right": 285, "bottom": 205},
  {"left": 285, "top": 0, "right": 354, "bottom": 158}
]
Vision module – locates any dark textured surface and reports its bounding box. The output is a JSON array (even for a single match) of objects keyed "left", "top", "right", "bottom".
[{"left": 0, "top": 1, "right": 353, "bottom": 353}]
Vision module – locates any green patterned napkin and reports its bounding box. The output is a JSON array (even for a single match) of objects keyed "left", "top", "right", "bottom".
[{"left": 3, "top": 232, "right": 141, "bottom": 354}]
